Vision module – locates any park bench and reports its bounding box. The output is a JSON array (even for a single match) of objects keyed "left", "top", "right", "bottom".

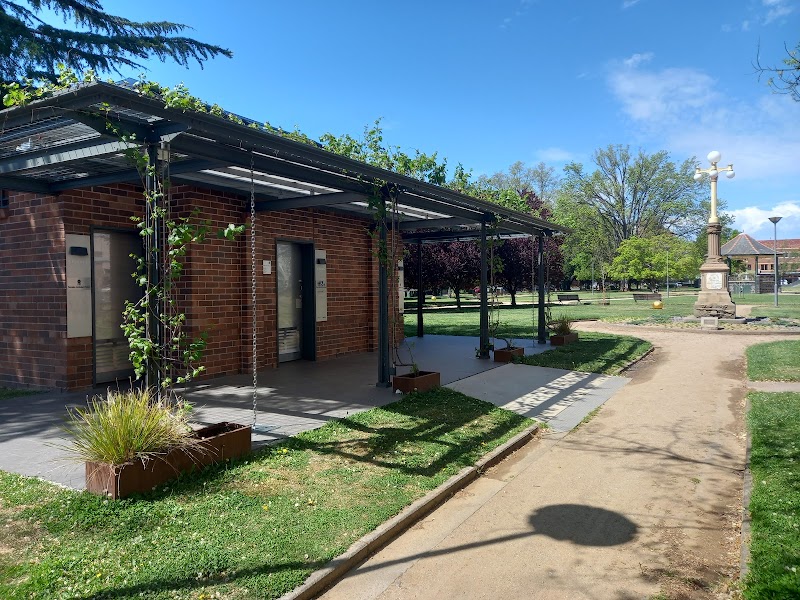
[
  {"left": 632, "top": 292, "right": 662, "bottom": 302},
  {"left": 557, "top": 293, "right": 581, "bottom": 303}
]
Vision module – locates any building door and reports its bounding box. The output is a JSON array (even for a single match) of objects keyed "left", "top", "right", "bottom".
[
  {"left": 277, "top": 241, "right": 315, "bottom": 363},
  {"left": 92, "top": 230, "right": 142, "bottom": 384}
]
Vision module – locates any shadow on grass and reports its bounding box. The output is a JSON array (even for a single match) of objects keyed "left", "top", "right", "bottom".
[{"left": 282, "top": 388, "right": 530, "bottom": 478}]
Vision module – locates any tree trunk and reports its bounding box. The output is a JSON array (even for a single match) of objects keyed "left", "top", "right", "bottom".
[
  {"left": 510, "top": 290, "right": 517, "bottom": 306},
  {"left": 455, "top": 288, "right": 462, "bottom": 309}
]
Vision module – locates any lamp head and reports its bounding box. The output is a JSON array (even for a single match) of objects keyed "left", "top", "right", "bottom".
[
  {"left": 693, "top": 171, "right": 703, "bottom": 182},
  {"left": 726, "top": 170, "right": 735, "bottom": 179},
  {"left": 768, "top": 216, "right": 782, "bottom": 225},
  {"left": 707, "top": 150, "right": 722, "bottom": 164}
]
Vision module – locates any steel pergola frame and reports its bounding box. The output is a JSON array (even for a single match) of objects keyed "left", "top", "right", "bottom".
[{"left": 0, "top": 80, "right": 568, "bottom": 387}]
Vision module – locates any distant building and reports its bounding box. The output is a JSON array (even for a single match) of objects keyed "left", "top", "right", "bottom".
[
  {"left": 757, "top": 238, "right": 800, "bottom": 281},
  {"left": 721, "top": 233, "right": 798, "bottom": 293}
]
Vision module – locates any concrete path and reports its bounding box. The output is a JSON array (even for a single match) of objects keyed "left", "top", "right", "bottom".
[
  {"left": 448, "top": 364, "right": 629, "bottom": 433},
  {"left": 320, "top": 324, "right": 798, "bottom": 600}
]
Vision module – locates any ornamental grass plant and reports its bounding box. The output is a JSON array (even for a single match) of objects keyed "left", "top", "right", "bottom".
[
  {"left": 62, "top": 388, "right": 195, "bottom": 465},
  {"left": 549, "top": 314, "right": 574, "bottom": 335}
]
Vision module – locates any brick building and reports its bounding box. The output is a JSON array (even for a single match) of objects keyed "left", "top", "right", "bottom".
[{"left": 0, "top": 82, "right": 564, "bottom": 391}]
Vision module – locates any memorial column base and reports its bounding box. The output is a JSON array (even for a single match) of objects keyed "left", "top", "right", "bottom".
[{"left": 694, "top": 262, "right": 736, "bottom": 318}]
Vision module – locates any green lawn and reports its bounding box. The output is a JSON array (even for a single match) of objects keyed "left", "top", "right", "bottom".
[
  {"left": 404, "top": 291, "right": 800, "bottom": 336},
  {"left": 746, "top": 341, "right": 800, "bottom": 381},
  {"left": 745, "top": 391, "right": 800, "bottom": 599},
  {"left": 0, "top": 388, "right": 532, "bottom": 599},
  {"left": 519, "top": 332, "right": 652, "bottom": 375}
]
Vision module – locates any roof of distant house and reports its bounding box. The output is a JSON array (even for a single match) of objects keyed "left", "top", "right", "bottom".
[{"left": 756, "top": 238, "right": 800, "bottom": 251}]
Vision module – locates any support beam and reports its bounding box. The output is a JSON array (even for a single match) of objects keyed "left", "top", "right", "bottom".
[
  {"left": 169, "top": 137, "right": 371, "bottom": 196},
  {"left": 377, "top": 196, "right": 391, "bottom": 388},
  {"left": 479, "top": 221, "right": 490, "bottom": 359},
  {"left": 0, "top": 175, "right": 53, "bottom": 194},
  {"left": 537, "top": 231, "right": 547, "bottom": 344},
  {"left": 0, "top": 140, "right": 134, "bottom": 174},
  {"left": 49, "top": 159, "right": 222, "bottom": 192},
  {"left": 416, "top": 239, "right": 424, "bottom": 338},
  {"left": 399, "top": 216, "right": 480, "bottom": 231},
  {"left": 398, "top": 191, "right": 484, "bottom": 222},
  {"left": 144, "top": 142, "right": 162, "bottom": 392},
  {"left": 255, "top": 191, "right": 366, "bottom": 211}
]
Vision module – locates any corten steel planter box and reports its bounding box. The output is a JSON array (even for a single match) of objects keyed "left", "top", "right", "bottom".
[
  {"left": 550, "top": 332, "right": 579, "bottom": 346},
  {"left": 493, "top": 347, "right": 524, "bottom": 363},
  {"left": 392, "top": 371, "right": 441, "bottom": 394},
  {"left": 85, "top": 422, "right": 252, "bottom": 499}
]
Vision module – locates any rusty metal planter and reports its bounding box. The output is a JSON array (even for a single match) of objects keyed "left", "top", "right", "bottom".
[
  {"left": 550, "top": 332, "right": 579, "bottom": 346},
  {"left": 493, "top": 347, "right": 524, "bottom": 362},
  {"left": 392, "top": 371, "right": 441, "bottom": 394},
  {"left": 85, "top": 422, "right": 252, "bottom": 499}
]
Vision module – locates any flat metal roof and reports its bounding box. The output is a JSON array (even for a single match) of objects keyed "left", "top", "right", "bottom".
[{"left": 0, "top": 81, "right": 568, "bottom": 238}]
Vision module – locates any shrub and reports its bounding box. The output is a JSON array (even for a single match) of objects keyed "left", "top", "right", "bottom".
[{"left": 62, "top": 388, "right": 196, "bottom": 465}]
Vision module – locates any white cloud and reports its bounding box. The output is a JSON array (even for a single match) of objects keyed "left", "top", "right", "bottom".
[
  {"left": 762, "top": 0, "right": 794, "bottom": 23},
  {"left": 622, "top": 52, "right": 653, "bottom": 68},
  {"left": 741, "top": 20, "right": 750, "bottom": 31},
  {"left": 608, "top": 60, "right": 718, "bottom": 123},
  {"left": 535, "top": 147, "right": 576, "bottom": 164},
  {"left": 727, "top": 202, "right": 800, "bottom": 236},
  {"left": 606, "top": 57, "right": 800, "bottom": 182},
  {"left": 622, "top": 0, "right": 641, "bottom": 8}
]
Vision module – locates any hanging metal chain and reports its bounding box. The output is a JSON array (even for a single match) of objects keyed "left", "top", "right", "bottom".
[{"left": 250, "top": 153, "right": 258, "bottom": 428}]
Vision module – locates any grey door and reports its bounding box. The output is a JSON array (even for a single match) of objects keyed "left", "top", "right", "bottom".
[
  {"left": 277, "top": 242, "right": 303, "bottom": 362},
  {"left": 93, "top": 231, "right": 142, "bottom": 383}
]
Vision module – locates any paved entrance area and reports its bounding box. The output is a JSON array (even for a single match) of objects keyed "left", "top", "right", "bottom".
[{"left": 0, "top": 335, "right": 625, "bottom": 491}]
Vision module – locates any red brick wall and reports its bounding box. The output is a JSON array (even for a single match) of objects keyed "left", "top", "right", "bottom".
[
  {"left": 61, "top": 184, "right": 144, "bottom": 389},
  {"left": 1, "top": 182, "right": 398, "bottom": 390},
  {"left": 0, "top": 192, "right": 67, "bottom": 389}
]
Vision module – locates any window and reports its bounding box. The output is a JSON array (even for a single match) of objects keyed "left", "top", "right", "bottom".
[{"left": 0, "top": 190, "right": 8, "bottom": 209}]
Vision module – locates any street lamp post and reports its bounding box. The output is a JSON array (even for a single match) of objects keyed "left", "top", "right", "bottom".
[
  {"left": 769, "top": 216, "right": 782, "bottom": 307},
  {"left": 693, "top": 150, "right": 736, "bottom": 319}
]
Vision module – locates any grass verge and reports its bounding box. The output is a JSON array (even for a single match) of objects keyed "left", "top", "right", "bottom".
[
  {"left": 0, "top": 388, "right": 531, "bottom": 599},
  {"left": 746, "top": 341, "right": 800, "bottom": 381},
  {"left": 0, "top": 388, "right": 40, "bottom": 401},
  {"left": 519, "top": 331, "right": 652, "bottom": 375},
  {"left": 745, "top": 391, "right": 800, "bottom": 598}
]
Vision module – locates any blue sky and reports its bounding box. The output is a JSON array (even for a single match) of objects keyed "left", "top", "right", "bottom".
[{"left": 88, "top": 1, "right": 800, "bottom": 239}]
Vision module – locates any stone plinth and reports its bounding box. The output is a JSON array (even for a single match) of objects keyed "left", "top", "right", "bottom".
[{"left": 694, "top": 223, "right": 736, "bottom": 319}]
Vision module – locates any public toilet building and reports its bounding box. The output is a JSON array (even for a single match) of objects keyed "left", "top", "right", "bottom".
[{"left": 0, "top": 81, "right": 565, "bottom": 391}]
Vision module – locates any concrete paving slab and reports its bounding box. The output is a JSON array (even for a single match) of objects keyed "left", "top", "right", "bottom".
[
  {"left": 394, "top": 335, "right": 551, "bottom": 384},
  {"left": 446, "top": 364, "right": 629, "bottom": 432}
]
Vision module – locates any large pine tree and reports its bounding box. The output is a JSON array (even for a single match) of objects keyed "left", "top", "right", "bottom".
[{"left": 0, "top": 0, "right": 231, "bottom": 83}]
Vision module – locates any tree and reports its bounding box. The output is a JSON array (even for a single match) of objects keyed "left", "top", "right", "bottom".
[
  {"left": 433, "top": 242, "right": 481, "bottom": 309},
  {"left": 495, "top": 238, "right": 533, "bottom": 306},
  {"left": 484, "top": 161, "right": 561, "bottom": 206},
  {"left": 0, "top": 0, "right": 232, "bottom": 83},
  {"left": 320, "top": 120, "right": 447, "bottom": 185},
  {"left": 560, "top": 145, "right": 707, "bottom": 249},
  {"left": 755, "top": 41, "right": 800, "bottom": 102},
  {"left": 608, "top": 235, "right": 701, "bottom": 290},
  {"left": 402, "top": 242, "right": 446, "bottom": 297}
]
